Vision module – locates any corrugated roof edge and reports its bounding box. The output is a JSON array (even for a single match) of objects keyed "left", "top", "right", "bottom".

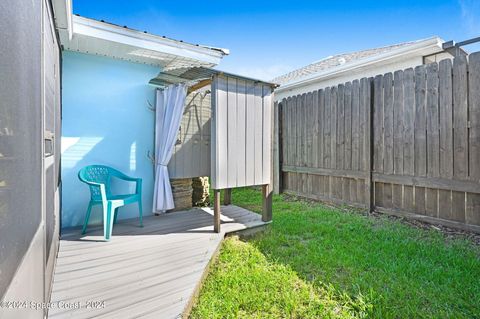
[
  {"left": 72, "top": 14, "right": 230, "bottom": 57},
  {"left": 149, "top": 67, "right": 279, "bottom": 88}
]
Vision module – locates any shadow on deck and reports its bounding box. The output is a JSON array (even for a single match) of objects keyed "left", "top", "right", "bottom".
[{"left": 48, "top": 205, "right": 269, "bottom": 319}]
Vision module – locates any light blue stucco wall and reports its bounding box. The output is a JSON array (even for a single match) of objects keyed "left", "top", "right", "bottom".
[{"left": 61, "top": 51, "right": 160, "bottom": 228}]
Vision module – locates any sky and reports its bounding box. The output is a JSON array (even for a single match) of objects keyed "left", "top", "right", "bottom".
[{"left": 73, "top": 0, "right": 480, "bottom": 81}]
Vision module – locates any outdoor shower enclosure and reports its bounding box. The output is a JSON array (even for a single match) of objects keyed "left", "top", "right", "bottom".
[{"left": 151, "top": 68, "right": 276, "bottom": 231}]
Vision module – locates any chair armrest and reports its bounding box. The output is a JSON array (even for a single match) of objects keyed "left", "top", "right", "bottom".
[
  {"left": 135, "top": 178, "right": 142, "bottom": 195},
  {"left": 116, "top": 174, "right": 142, "bottom": 195},
  {"left": 116, "top": 172, "right": 139, "bottom": 182}
]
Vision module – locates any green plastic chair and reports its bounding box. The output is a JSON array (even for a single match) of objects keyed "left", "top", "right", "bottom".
[{"left": 78, "top": 165, "right": 143, "bottom": 241}]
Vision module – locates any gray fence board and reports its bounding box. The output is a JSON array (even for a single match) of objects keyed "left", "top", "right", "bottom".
[
  {"left": 468, "top": 52, "right": 480, "bottom": 225},
  {"left": 279, "top": 54, "right": 480, "bottom": 232}
]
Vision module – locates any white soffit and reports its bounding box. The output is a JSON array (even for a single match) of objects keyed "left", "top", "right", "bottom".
[{"left": 58, "top": 15, "right": 228, "bottom": 69}]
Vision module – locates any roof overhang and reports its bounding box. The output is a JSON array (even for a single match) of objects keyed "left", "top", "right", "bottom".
[
  {"left": 276, "top": 37, "right": 446, "bottom": 93},
  {"left": 150, "top": 67, "right": 279, "bottom": 89},
  {"left": 51, "top": 2, "right": 228, "bottom": 69}
]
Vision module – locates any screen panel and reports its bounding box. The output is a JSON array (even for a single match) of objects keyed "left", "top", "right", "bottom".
[{"left": 0, "top": 0, "right": 43, "bottom": 298}]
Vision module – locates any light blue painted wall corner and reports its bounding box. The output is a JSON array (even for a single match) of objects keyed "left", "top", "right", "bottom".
[{"left": 61, "top": 51, "right": 160, "bottom": 228}]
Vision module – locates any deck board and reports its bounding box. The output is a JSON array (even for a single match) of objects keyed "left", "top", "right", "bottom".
[{"left": 48, "top": 205, "right": 268, "bottom": 319}]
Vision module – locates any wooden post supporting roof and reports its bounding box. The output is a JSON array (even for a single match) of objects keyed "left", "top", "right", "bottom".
[
  {"left": 213, "top": 190, "right": 221, "bottom": 233},
  {"left": 223, "top": 189, "right": 232, "bottom": 205},
  {"left": 262, "top": 184, "right": 273, "bottom": 222}
]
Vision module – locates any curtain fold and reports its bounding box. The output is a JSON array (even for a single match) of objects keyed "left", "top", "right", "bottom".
[{"left": 152, "top": 83, "right": 187, "bottom": 213}]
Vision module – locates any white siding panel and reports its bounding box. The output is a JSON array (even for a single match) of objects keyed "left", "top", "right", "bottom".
[
  {"left": 211, "top": 75, "right": 274, "bottom": 189},
  {"left": 227, "top": 77, "right": 238, "bottom": 187},
  {"left": 245, "top": 83, "right": 256, "bottom": 185},
  {"left": 236, "top": 79, "right": 247, "bottom": 186},
  {"left": 262, "top": 85, "right": 272, "bottom": 185},
  {"left": 254, "top": 84, "right": 264, "bottom": 184}
]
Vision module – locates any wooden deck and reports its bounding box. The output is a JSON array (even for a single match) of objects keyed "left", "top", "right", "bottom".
[{"left": 48, "top": 205, "right": 268, "bottom": 319}]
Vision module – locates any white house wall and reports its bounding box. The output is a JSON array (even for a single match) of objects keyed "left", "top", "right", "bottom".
[{"left": 275, "top": 56, "right": 424, "bottom": 100}]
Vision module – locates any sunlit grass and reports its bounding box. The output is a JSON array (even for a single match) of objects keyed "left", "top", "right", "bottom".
[{"left": 191, "top": 188, "right": 480, "bottom": 318}]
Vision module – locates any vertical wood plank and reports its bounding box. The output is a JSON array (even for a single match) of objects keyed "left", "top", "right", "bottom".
[
  {"left": 336, "top": 85, "right": 345, "bottom": 199},
  {"left": 383, "top": 73, "right": 394, "bottom": 175},
  {"left": 452, "top": 54, "right": 468, "bottom": 222},
  {"left": 373, "top": 75, "right": 384, "bottom": 173},
  {"left": 236, "top": 79, "right": 247, "bottom": 186},
  {"left": 426, "top": 63, "right": 440, "bottom": 217},
  {"left": 287, "top": 96, "right": 294, "bottom": 191},
  {"left": 373, "top": 75, "right": 384, "bottom": 207},
  {"left": 360, "top": 78, "right": 371, "bottom": 207},
  {"left": 227, "top": 77, "right": 238, "bottom": 188},
  {"left": 324, "top": 88, "right": 332, "bottom": 197},
  {"left": 438, "top": 59, "right": 454, "bottom": 221},
  {"left": 306, "top": 92, "right": 313, "bottom": 195},
  {"left": 274, "top": 100, "right": 280, "bottom": 193},
  {"left": 330, "top": 87, "right": 338, "bottom": 199},
  {"left": 393, "top": 70, "right": 404, "bottom": 209},
  {"left": 352, "top": 80, "right": 360, "bottom": 204},
  {"left": 414, "top": 65, "right": 427, "bottom": 215},
  {"left": 311, "top": 91, "right": 319, "bottom": 196},
  {"left": 262, "top": 85, "right": 272, "bottom": 185},
  {"left": 282, "top": 98, "right": 289, "bottom": 190},
  {"left": 245, "top": 82, "right": 256, "bottom": 186},
  {"left": 393, "top": 70, "right": 405, "bottom": 175},
  {"left": 403, "top": 68, "right": 415, "bottom": 211},
  {"left": 254, "top": 83, "right": 264, "bottom": 185},
  {"left": 344, "top": 82, "right": 353, "bottom": 202},
  {"left": 358, "top": 78, "right": 366, "bottom": 204},
  {"left": 467, "top": 52, "right": 480, "bottom": 225},
  {"left": 383, "top": 73, "right": 394, "bottom": 208},
  {"left": 317, "top": 90, "right": 324, "bottom": 169},
  {"left": 212, "top": 76, "right": 229, "bottom": 189}
]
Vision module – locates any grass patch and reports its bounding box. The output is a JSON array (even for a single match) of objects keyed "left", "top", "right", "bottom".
[{"left": 191, "top": 188, "right": 480, "bottom": 318}]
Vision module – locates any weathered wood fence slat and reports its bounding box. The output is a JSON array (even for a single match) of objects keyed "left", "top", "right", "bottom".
[{"left": 277, "top": 53, "right": 480, "bottom": 232}]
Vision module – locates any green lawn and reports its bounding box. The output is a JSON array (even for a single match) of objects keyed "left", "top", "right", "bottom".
[{"left": 190, "top": 187, "right": 480, "bottom": 319}]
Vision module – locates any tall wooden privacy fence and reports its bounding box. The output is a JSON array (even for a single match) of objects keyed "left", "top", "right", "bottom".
[{"left": 278, "top": 53, "right": 480, "bottom": 231}]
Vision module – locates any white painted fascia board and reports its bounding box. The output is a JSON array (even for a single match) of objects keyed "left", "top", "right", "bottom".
[
  {"left": 276, "top": 37, "right": 445, "bottom": 92},
  {"left": 52, "top": 0, "right": 73, "bottom": 40},
  {"left": 72, "top": 16, "right": 226, "bottom": 65}
]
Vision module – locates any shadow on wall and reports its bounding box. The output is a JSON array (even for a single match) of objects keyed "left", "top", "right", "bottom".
[{"left": 61, "top": 51, "right": 160, "bottom": 229}]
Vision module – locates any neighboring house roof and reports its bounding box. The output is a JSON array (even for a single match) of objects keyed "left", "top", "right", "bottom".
[
  {"left": 273, "top": 37, "right": 446, "bottom": 91},
  {"left": 52, "top": 0, "right": 228, "bottom": 69}
]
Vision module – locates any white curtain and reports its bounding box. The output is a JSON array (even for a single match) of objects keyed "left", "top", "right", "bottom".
[{"left": 152, "top": 83, "right": 187, "bottom": 212}]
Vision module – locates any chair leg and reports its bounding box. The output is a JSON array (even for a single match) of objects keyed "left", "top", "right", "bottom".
[
  {"left": 104, "top": 202, "right": 114, "bottom": 241},
  {"left": 138, "top": 200, "right": 143, "bottom": 227},
  {"left": 113, "top": 208, "right": 119, "bottom": 224},
  {"left": 82, "top": 202, "right": 93, "bottom": 235}
]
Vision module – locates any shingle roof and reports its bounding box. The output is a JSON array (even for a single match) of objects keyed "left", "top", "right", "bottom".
[{"left": 272, "top": 38, "right": 437, "bottom": 85}]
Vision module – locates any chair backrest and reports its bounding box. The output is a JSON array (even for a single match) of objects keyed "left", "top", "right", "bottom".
[{"left": 78, "top": 165, "right": 118, "bottom": 200}]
